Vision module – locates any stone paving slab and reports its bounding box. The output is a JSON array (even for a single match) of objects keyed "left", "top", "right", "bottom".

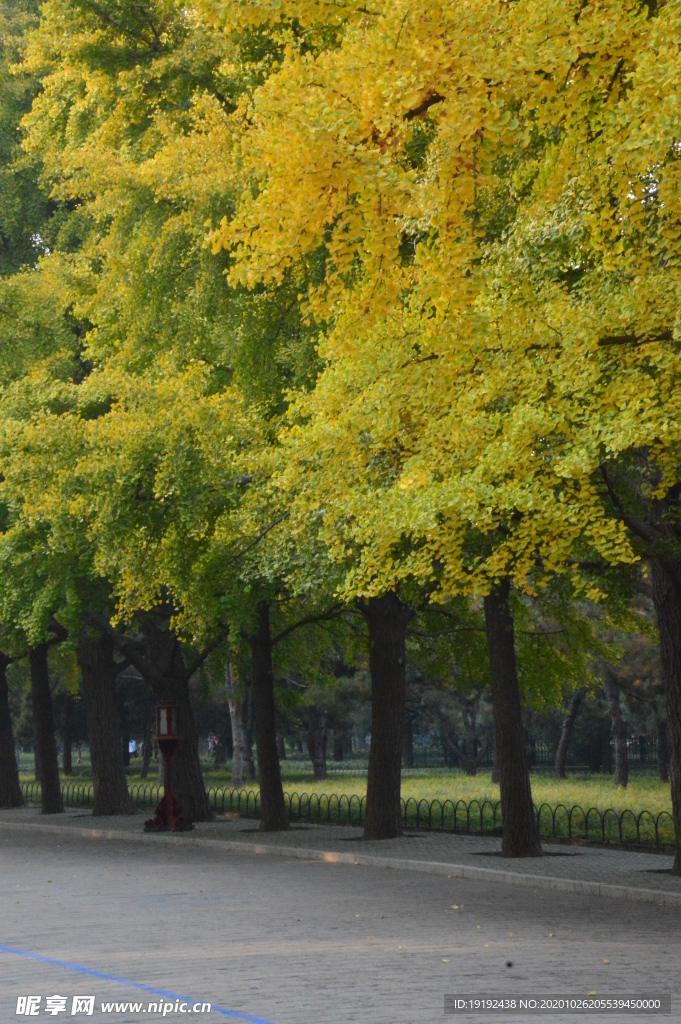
[
  {"left": 2, "top": 807, "right": 679, "bottom": 907},
  {"left": 2, "top": 825, "right": 679, "bottom": 1024}
]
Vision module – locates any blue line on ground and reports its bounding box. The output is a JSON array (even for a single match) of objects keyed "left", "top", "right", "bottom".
[{"left": 0, "top": 944, "right": 276, "bottom": 1024}]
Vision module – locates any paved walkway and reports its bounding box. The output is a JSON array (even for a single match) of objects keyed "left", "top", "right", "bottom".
[
  {"left": 0, "top": 816, "right": 679, "bottom": 1024},
  {"left": 1, "top": 807, "right": 679, "bottom": 905}
]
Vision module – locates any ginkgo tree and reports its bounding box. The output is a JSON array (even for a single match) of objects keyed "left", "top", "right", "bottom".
[
  {"left": 2, "top": 0, "right": 342, "bottom": 828},
  {"left": 0, "top": 0, "right": 253, "bottom": 819},
  {"left": 206, "top": 0, "right": 681, "bottom": 856},
  {"left": 2, "top": 0, "right": 677, "bottom": 861}
]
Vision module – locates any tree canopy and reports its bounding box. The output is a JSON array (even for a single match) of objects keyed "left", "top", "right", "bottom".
[{"left": 1, "top": 0, "right": 680, "bottom": 859}]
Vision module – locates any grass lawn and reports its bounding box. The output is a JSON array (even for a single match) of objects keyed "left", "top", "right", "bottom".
[
  {"left": 202, "top": 765, "right": 675, "bottom": 845},
  {"left": 28, "top": 763, "right": 673, "bottom": 817},
  {"left": 20, "top": 762, "right": 674, "bottom": 844},
  {"left": 264, "top": 769, "right": 673, "bottom": 817}
]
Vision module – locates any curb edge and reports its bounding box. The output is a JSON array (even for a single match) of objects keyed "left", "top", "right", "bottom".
[{"left": 2, "top": 819, "right": 680, "bottom": 907}]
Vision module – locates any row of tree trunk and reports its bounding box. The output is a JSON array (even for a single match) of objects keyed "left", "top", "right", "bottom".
[
  {"left": 0, "top": 620, "right": 214, "bottom": 820},
  {"left": 239, "top": 585, "right": 542, "bottom": 854},
  {"left": 0, "top": 586, "right": 549, "bottom": 855},
  {"left": 555, "top": 688, "right": 670, "bottom": 785},
  {"left": 3, "top": 562, "right": 681, "bottom": 871},
  {"left": 1, "top": 644, "right": 70, "bottom": 815},
  {"left": 214, "top": 562, "right": 681, "bottom": 868}
]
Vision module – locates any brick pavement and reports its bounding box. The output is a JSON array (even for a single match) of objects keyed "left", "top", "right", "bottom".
[
  {"left": 0, "top": 812, "right": 679, "bottom": 1024},
  {"left": 2, "top": 807, "right": 680, "bottom": 903}
]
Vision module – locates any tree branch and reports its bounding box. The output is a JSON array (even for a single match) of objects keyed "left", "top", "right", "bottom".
[
  {"left": 49, "top": 617, "right": 69, "bottom": 643},
  {"left": 113, "top": 657, "right": 131, "bottom": 676},
  {"left": 231, "top": 513, "right": 290, "bottom": 562},
  {"left": 403, "top": 91, "right": 445, "bottom": 121},
  {"left": 272, "top": 604, "right": 345, "bottom": 647},
  {"left": 597, "top": 464, "right": 658, "bottom": 547},
  {"left": 399, "top": 352, "right": 439, "bottom": 370},
  {"left": 442, "top": 733, "right": 485, "bottom": 769},
  {"left": 408, "top": 627, "right": 486, "bottom": 637},
  {"left": 79, "top": 0, "right": 162, "bottom": 51},
  {"left": 598, "top": 328, "right": 673, "bottom": 348},
  {"left": 184, "top": 629, "right": 228, "bottom": 681},
  {"left": 90, "top": 614, "right": 164, "bottom": 687}
]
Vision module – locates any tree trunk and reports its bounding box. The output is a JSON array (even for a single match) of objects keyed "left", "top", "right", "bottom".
[
  {"left": 34, "top": 734, "right": 42, "bottom": 784},
  {"left": 361, "top": 593, "right": 413, "bottom": 840},
  {"left": 225, "top": 662, "right": 246, "bottom": 789},
  {"left": 118, "top": 694, "right": 131, "bottom": 768},
  {"left": 306, "top": 708, "right": 328, "bottom": 780},
  {"left": 484, "top": 580, "right": 541, "bottom": 857},
  {"left": 137, "top": 618, "right": 212, "bottom": 822},
  {"left": 0, "top": 654, "right": 23, "bottom": 808},
  {"left": 166, "top": 681, "right": 207, "bottom": 818},
  {"left": 603, "top": 669, "right": 629, "bottom": 788},
  {"left": 140, "top": 711, "right": 153, "bottom": 780},
  {"left": 214, "top": 734, "right": 228, "bottom": 768},
  {"left": 228, "top": 705, "right": 245, "bottom": 788},
  {"left": 491, "top": 736, "right": 500, "bottom": 783},
  {"left": 78, "top": 627, "right": 135, "bottom": 815},
  {"left": 244, "top": 686, "right": 256, "bottom": 781},
  {"left": 333, "top": 732, "right": 346, "bottom": 762},
  {"left": 277, "top": 734, "right": 287, "bottom": 760},
  {"left": 587, "top": 733, "right": 602, "bottom": 773},
  {"left": 403, "top": 717, "right": 415, "bottom": 768},
  {"left": 452, "top": 692, "right": 485, "bottom": 776},
  {"left": 62, "top": 733, "right": 73, "bottom": 776},
  {"left": 459, "top": 744, "right": 480, "bottom": 777},
  {"left": 652, "top": 558, "right": 681, "bottom": 874},
  {"left": 658, "top": 717, "right": 670, "bottom": 784},
  {"left": 602, "top": 728, "right": 614, "bottom": 774},
  {"left": 175, "top": 698, "right": 208, "bottom": 812},
  {"left": 29, "top": 644, "right": 63, "bottom": 815},
  {"left": 555, "top": 687, "right": 586, "bottom": 779},
  {"left": 442, "top": 728, "right": 482, "bottom": 777},
  {"left": 250, "top": 603, "right": 288, "bottom": 831},
  {"left": 158, "top": 742, "right": 167, "bottom": 789}
]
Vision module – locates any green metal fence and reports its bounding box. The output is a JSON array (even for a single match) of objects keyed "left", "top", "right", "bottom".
[{"left": 19, "top": 781, "right": 675, "bottom": 849}]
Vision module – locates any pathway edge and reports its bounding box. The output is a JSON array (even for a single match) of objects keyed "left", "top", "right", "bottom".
[{"left": 2, "top": 818, "right": 680, "bottom": 907}]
